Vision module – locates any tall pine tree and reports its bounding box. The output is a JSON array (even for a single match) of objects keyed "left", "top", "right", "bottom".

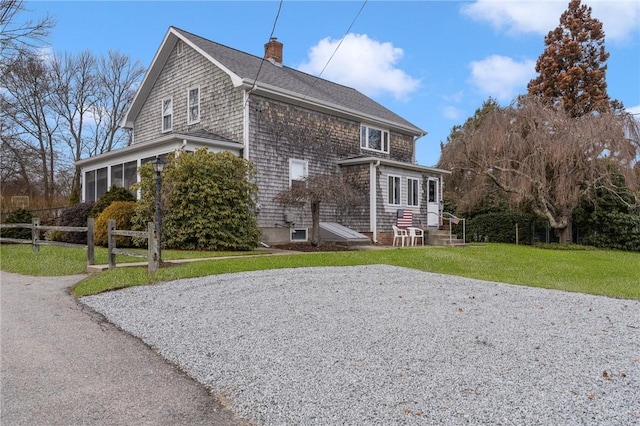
[{"left": 527, "top": 0, "right": 614, "bottom": 117}]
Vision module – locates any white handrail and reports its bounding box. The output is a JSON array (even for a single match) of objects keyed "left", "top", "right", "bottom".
[{"left": 441, "top": 212, "right": 466, "bottom": 244}]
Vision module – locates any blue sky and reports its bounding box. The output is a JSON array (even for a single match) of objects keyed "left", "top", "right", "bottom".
[{"left": 27, "top": 0, "right": 640, "bottom": 167}]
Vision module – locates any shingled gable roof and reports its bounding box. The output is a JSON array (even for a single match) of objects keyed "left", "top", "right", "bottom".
[{"left": 123, "top": 26, "right": 425, "bottom": 136}]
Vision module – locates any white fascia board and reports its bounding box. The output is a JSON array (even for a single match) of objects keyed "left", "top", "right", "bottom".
[
  {"left": 177, "top": 30, "right": 243, "bottom": 87},
  {"left": 121, "top": 29, "right": 176, "bottom": 129},
  {"left": 242, "top": 80, "right": 426, "bottom": 137},
  {"left": 337, "top": 157, "right": 451, "bottom": 175},
  {"left": 76, "top": 134, "right": 242, "bottom": 169}
]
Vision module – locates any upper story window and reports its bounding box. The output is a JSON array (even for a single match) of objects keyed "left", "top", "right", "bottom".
[
  {"left": 388, "top": 175, "right": 401, "bottom": 205},
  {"left": 407, "top": 178, "right": 420, "bottom": 206},
  {"left": 161, "top": 97, "right": 173, "bottom": 132},
  {"left": 187, "top": 87, "right": 200, "bottom": 124},
  {"left": 289, "top": 158, "right": 308, "bottom": 189},
  {"left": 176, "top": 40, "right": 184, "bottom": 56},
  {"left": 361, "top": 125, "right": 389, "bottom": 153}
]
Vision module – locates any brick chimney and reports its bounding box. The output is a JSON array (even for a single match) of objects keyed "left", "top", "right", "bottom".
[{"left": 264, "top": 37, "right": 283, "bottom": 65}]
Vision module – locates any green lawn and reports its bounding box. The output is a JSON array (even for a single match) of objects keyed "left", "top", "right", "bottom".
[
  {"left": 0, "top": 244, "right": 264, "bottom": 276},
  {"left": 1, "top": 243, "right": 637, "bottom": 300}
]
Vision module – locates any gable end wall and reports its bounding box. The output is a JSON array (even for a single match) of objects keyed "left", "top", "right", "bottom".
[{"left": 133, "top": 42, "right": 244, "bottom": 144}]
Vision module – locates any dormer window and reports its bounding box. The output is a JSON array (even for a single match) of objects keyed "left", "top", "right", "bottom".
[
  {"left": 361, "top": 125, "right": 389, "bottom": 153},
  {"left": 162, "top": 97, "right": 173, "bottom": 132},
  {"left": 187, "top": 87, "right": 200, "bottom": 124}
]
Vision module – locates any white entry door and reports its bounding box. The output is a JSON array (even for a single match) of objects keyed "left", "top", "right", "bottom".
[{"left": 427, "top": 178, "right": 440, "bottom": 227}]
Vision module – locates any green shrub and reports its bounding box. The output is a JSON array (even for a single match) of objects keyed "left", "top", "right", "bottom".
[
  {"left": 45, "top": 230, "right": 65, "bottom": 241},
  {"left": 466, "top": 211, "right": 536, "bottom": 244},
  {"left": 94, "top": 201, "right": 137, "bottom": 247},
  {"left": 59, "top": 202, "right": 94, "bottom": 244},
  {"left": 132, "top": 150, "right": 261, "bottom": 251},
  {"left": 576, "top": 211, "right": 640, "bottom": 252},
  {"left": 0, "top": 208, "right": 33, "bottom": 240},
  {"left": 90, "top": 186, "right": 136, "bottom": 218}
]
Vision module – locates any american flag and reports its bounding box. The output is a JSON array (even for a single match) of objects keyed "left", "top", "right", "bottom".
[{"left": 396, "top": 210, "right": 413, "bottom": 228}]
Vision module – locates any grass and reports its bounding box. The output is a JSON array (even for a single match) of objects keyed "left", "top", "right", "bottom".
[
  {"left": 0, "top": 244, "right": 264, "bottom": 276},
  {"left": 1, "top": 243, "right": 638, "bottom": 300}
]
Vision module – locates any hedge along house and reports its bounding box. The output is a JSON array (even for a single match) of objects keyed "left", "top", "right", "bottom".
[{"left": 76, "top": 27, "right": 450, "bottom": 245}]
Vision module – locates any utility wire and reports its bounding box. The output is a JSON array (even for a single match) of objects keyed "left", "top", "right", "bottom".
[
  {"left": 244, "top": 0, "right": 283, "bottom": 108},
  {"left": 301, "top": 0, "right": 368, "bottom": 102}
]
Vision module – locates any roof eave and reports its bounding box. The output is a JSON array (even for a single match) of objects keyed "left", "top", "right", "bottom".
[
  {"left": 75, "top": 133, "right": 242, "bottom": 168},
  {"left": 243, "top": 80, "right": 426, "bottom": 136},
  {"left": 337, "top": 157, "right": 451, "bottom": 175}
]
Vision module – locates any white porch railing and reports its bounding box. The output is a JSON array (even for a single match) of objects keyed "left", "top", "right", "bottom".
[{"left": 427, "top": 211, "right": 466, "bottom": 244}]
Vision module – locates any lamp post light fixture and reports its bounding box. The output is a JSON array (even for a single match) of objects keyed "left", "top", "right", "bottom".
[{"left": 151, "top": 155, "right": 166, "bottom": 266}]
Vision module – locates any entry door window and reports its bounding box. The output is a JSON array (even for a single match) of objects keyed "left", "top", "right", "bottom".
[{"left": 428, "top": 179, "right": 437, "bottom": 203}]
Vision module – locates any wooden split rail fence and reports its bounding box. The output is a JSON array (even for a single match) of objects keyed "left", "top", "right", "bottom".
[
  {"left": 106, "top": 220, "right": 160, "bottom": 273},
  {"left": 0, "top": 218, "right": 161, "bottom": 273},
  {"left": 0, "top": 218, "right": 96, "bottom": 265}
]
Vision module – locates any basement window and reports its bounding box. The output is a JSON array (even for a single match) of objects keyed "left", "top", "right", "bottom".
[{"left": 291, "top": 228, "right": 308, "bottom": 242}]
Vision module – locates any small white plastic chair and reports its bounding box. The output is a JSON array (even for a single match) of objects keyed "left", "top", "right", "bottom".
[
  {"left": 408, "top": 227, "right": 424, "bottom": 246},
  {"left": 392, "top": 225, "right": 408, "bottom": 247}
]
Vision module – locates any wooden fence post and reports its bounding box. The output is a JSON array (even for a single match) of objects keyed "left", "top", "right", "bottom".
[
  {"left": 87, "top": 218, "right": 95, "bottom": 265},
  {"left": 148, "top": 221, "right": 158, "bottom": 274},
  {"left": 32, "top": 217, "right": 40, "bottom": 253},
  {"left": 108, "top": 220, "right": 116, "bottom": 270}
]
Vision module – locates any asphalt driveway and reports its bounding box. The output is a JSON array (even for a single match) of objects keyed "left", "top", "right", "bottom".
[{"left": 0, "top": 271, "right": 251, "bottom": 426}]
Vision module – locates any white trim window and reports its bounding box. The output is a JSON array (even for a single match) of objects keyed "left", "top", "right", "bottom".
[
  {"left": 388, "top": 175, "right": 401, "bottom": 205},
  {"left": 407, "top": 177, "right": 420, "bottom": 207},
  {"left": 161, "top": 97, "right": 173, "bottom": 132},
  {"left": 361, "top": 125, "right": 389, "bottom": 153},
  {"left": 291, "top": 228, "right": 308, "bottom": 242},
  {"left": 187, "top": 86, "right": 200, "bottom": 124},
  {"left": 289, "top": 158, "right": 308, "bottom": 188}
]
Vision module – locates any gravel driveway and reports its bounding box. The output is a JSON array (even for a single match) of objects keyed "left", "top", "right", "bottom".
[{"left": 82, "top": 265, "right": 640, "bottom": 425}]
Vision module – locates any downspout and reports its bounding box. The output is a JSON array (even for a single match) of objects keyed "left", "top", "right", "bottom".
[
  {"left": 370, "top": 160, "right": 380, "bottom": 243},
  {"left": 243, "top": 90, "right": 250, "bottom": 160}
]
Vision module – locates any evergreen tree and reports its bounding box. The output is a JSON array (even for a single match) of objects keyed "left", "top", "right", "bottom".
[{"left": 527, "top": 0, "right": 614, "bottom": 117}]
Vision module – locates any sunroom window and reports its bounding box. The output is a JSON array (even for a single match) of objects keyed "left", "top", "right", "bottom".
[{"left": 361, "top": 125, "right": 389, "bottom": 153}]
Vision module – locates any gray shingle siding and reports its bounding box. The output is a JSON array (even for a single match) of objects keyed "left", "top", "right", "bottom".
[
  {"left": 248, "top": 95, "right": 415, "bottom": 231},
  {"left": 133, "top": 40, "right": 244, "bottom": 144}
]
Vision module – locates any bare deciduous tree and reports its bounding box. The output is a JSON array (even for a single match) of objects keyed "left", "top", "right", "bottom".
[
  {"left": 1, "top": 55, "right": 60, "bottom": 204},
  {"left": 274, "top": 174, "right": 362, "bottom": 246},
  {"left": 50, "top": 50, "right": 99, "bottom": 195},
  {"left": 0, "top": 0, "right": 54, "bottom": 61},
  {"left": 439, "top": 97, "right": 640, "bottom": 243},
  {"left": 89, "top": 51, "right": 145, "bottom": 156}
]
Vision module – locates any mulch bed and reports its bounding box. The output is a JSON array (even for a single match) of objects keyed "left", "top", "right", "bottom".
[{"left": 270, "top": 242, "right": 354, "bottom": 252}]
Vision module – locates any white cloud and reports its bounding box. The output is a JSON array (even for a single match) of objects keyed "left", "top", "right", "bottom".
[
  {"left": 469, "top": 55, "right": 536, "bottom": 102},
  {"left": 442, "top": 106, "right": 464, "bottom": 120},
  {"left": 627, "top": 105, "right": 640, "bottom": 115},
  {"left": 297, "top": 33, "right": 420, "bottom": 100},
  {"left": 443, "top": 91, "right": 464, "bottom": 103},
  {"left": 461, "top": 0, "right": 640, "bottom": 42}
]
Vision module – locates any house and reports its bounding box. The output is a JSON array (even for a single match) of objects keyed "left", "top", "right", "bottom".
[{"left": 76, "top": 27, "right": 451, "bottom": 245}]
